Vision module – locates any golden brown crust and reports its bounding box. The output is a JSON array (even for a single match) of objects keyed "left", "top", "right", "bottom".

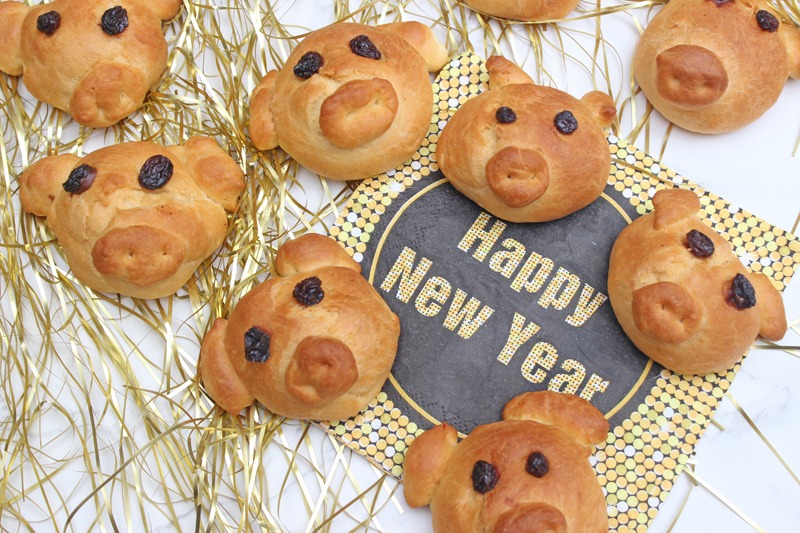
[
  {"left": 502, "top": 391, "right": 609, "bottom": 449},
  {"left": 199, "top": 318, "right": 255, "bottom": 414},
  {"left": 18, "top": 138, "right": 244, "bottom": 299},
  {"left": 1, "top": 0, "right": 177, "bottom": 127},
  {"left": 275, "top": 232, "right": 361, "bottom": 276},
  {"left": 249, "top": 21, "right": 447, "bottom": 181},
  {"left": 465, "top": 0, "right": 582, "bottom": 21},
  {"left": 437, "top": 57, "right": 614, "bottom": 223},
  {"left": 403, "top": 423, "right": 459, "bottom": 508},
  {"left": 0, "top": 1, "right": 27, "bottom": 76},
  {"left": 404, "top": 391, "right": 608, "bottom": 533},
  {"left": 200, "top": 233, "right": 401, "bottom": 420},
  {"left": 378, "top": 21, "right": 449, "bottom": 72},
  {"left": 633, "top": 0, "right": 800, "bottom": 133},
  {"left": 318, "top": 78, "right": 398, "bottom": 149},
  {"left": 249, "top": 70, "right": 280, "bottom": 150},
  {"left": 608, "top": 188, "right": 787, "bottom": 374}
]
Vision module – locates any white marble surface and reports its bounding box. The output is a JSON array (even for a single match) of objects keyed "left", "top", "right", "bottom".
[{"left": 2, "top": 1, "right": 799, "bottom": 532}]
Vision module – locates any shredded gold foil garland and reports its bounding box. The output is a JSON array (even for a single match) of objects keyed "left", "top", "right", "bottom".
[{"left": 1, "top": 0, "right": 798, "bottom": 531}]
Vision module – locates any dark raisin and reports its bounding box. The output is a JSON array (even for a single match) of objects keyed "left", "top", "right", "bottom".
[
  {"left": 471, "top": 460, "right": 499, "bottom": 493},
  {"left": 554, "top": 110, "right": 578, "bottom": 134},
  {"left": 36, "top": 11, "right": 61, "bottom": 35},
  {"left": 293, "top": 51, "right": 324, "bottom": 79},
  {"left": 293, "top": 276, "right": 324, "bottom": 306},
  {"left": 756, "top": 10, "right": 779, "bottom": 32},
  {"left": 244, "top": 326, "right": 271, "bottom": 363},
  {"left": 350, "top": 35, "right": 381, "bottom": 60},
  {"left": 525, "top": 452, "right": 549, "bottom": 478},
  {"left": 686, "top": 229, "right": 715, "bottom": 258},
  {"left": 138, "top": 155, "right": 174, "bottom": 190},
  {"left": 62, "top": 164, "right": 98, "bottom": 194},
  {"left": 710, "top": 0, "right": 733, "bottom": 6},
  {"left": 496, "top": 107, "right": 517, "bottom": 124},
  {"left": 728, "top": 273, "right": 756, "bottom": 309},
  {"left": 101, "top": 6, "right": 129, "bottom": 36}
]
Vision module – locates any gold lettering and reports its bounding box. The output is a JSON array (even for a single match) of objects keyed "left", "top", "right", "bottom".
[
  {"left": 443, "top": 289, "right": 494, "bottom": 339},
  {"left": 538, "top": 267, "right": 580, "bottom": 310},
  {"left": 457, "top": 213, "right": 506, "bottom": 262},
  {"left": 510, "top": 252, "right": 554, "bottom": 294},
  {"left": 521, "top": 342, "right": 558, "bottom": 384},
  {"left": 580, "top": 374, "right": 609, "bottom": 402},
  {"left": 414, "top": 276, "right": 452, "bottom": 317},
  {"left": 497, "top": 313, "right": 541, "bottom": 365},
  {"left": 380, "top": 247, "right": 431, "bottom": 303},
  {"left": 489, "top": 238, "right": 526, "bottom": 279},
  {"left": 548, "top": 359, "right": 586, "bottom": 394},
  {"left": 566, "top": 284, "right": 608, "bottom": 327}
]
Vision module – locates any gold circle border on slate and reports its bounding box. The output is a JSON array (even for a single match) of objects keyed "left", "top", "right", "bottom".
[{"left": 366, "top": 178, "right": 652, "bottom": 435}]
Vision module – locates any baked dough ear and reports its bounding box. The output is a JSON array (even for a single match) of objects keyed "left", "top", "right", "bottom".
[
  {"left": 378, "top": 21, "right": 449, "bottom": 72},
  {"left": 199, "top": 318, "right": 255, "bottom": 413},
  {"left": 784, "top": 21, "right": 800, "bottom": 79},
  {"left": 652, "top": 187, "right": 700, "bottom": 230},
  {"left": 151, "top": 0, "right": 184, "bottom": 21},
  {"left": 749, "top": 274, "right": 788, "bottom": 341},
  {"left": 19, "top": 154, "right": 82, "bottom": 217},
  {"left": 486, "top": 55, "right": 535, "bottom": 89},
  {"left": 0, "top": 1, "right": 27, "bottom": 76},
  {"left": 502, "top": 391, "right": 609, "bottom": 450},
  {"left": 403, "top": 423, "right": 458, "bottom": 507},
  {"left": 249, "top": 70, "right": 280, "bottom": 150},
  {"left": 172, "top": 136, "right": 245, "bottom": 211},
  {"left": 275, "top": 233, "right": 361, "bottom": 276},
  {"left": 580, "top": 90, "right": 617, "bottom": 128}
]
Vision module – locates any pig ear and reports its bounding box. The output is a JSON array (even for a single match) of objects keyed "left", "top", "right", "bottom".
[
  {"left": 748, "top": 273, "right": 788, "bottom": 341},
  {"left": 199, "top": 318, "right": 256, "bottom": 414},
  {"left": 784, "top": 21, "right": 800, "bottom": 79},
  {"left": 503, "top": 391, "right": 609, "bottom": 449},
  {"left": 19, "top": 154, "right": 82, "bottom": 217},
  {"left": 169, "top": 136, "right": 245, "bottom": 212},
  {"left": 151, "top": 0, "right": 183, "bottom": 21},
  {"left": 485, "top": 56, "right": 534, "bottom": 90},
  {"left": 249, "top": 70, "right": 280, "bottom": 150},
  {"left": 651, "top": 188, "right": 701, "bottom": 230},
  {"left": 580, "top": 91, "right": 616, "bottom": 128},
  {"left": 275, "top": 233, "right": 361, "bottom": 277},
  {"left": 378, "top": 21, "right": 449, "bottom": 72},
  {"left": 0, "top": 1, "right": 29, "bottom": 76},
  {"left": 403, "top": 423, "right": 458, "bottom": 507}
]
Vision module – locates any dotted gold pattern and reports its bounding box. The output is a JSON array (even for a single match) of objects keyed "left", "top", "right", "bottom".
[{"left": 323, "top": 53, "right": 799, "bottom": 531}]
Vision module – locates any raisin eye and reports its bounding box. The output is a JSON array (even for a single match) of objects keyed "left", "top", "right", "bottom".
[
  {"left": 525, "top": 452, "right": 549, "bottom": 477},
  {"left": 727, "top": 273, "right": 756, "bottom": 309},
  {"left": 756, "top": 10, "right": 779, "bottom": 32},
  {"left": 294, "top": 51, "right": 324, "bottom": 79},
  {"left": 62, "top": 164, "right": 97, "bottom": 194},
  {"left": 350, "top": 35, "right": 381, "bottom": 59},
  {"left": 495, "top": 107, "right": 516, "bottom": 124},
  {"left": 472, "top": 460, "right": 499, "bottom": 493},
  {"left": 36, "top": 11, "right": 61, "bottom": 35},
  {"left": 554, "top": 110, "right": 578, "bottom": 134},
  {"left": 686, "top": 229, "right": 715, "bottom": 258},
  {"left": 293, "top": 276, "right": 324, "bottom": 306},
  {"left": 244, "top": 326, "right": 271, "bottom": 363},
  {"left": 139, "top": 155, "right": 174, "bottom": 190},
  {"left": 101, "top": 6, "right": 129, "bottom": 36}
]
